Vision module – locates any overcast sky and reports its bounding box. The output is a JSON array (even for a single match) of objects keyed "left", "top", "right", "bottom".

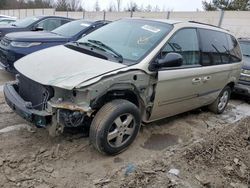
[{"left": 82, "top": 0, "right": 204, "bottom": 11}]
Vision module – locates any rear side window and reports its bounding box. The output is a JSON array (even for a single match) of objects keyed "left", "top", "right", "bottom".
[
  {"left": 37, "top": 18, "right": 64, "bottom": 31},
  {"left": 199, "top": 29, "right": 242, "bottom": 65},
  {"left": 199, "top": 29, "right": 230, "bottom": 66},
  {"left": 227, "top": 35, "right": 242, "bottom": 62},
  {"left": 61, "top": 19, "right": 71, "bottom": 25},
  {"left": 161, "top": 28, "right": 200, "bottom": 66}
]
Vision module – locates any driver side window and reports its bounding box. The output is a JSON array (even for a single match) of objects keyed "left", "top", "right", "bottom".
[{"left": 161, "top": 28, "right": 200, "bottom": 66}]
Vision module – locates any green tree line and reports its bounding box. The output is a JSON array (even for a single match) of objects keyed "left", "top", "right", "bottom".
[{"left": 203, "top": 0, "right": 250, "bottom": 10}]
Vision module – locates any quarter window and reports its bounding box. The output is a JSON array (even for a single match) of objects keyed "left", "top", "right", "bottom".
[
  {"left": 161, "top": 28, "right": 200, "bottom": 66},
  {"left": 227, "top": 35, "right": 242, "bottom": 62}
]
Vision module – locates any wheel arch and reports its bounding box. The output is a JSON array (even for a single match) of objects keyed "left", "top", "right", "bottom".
[
  {"left": 90, "top": 88, "right": 144, "bottom": 112},
  {"left": 227, "top": 82, "right": 235, "bottom": 90}
]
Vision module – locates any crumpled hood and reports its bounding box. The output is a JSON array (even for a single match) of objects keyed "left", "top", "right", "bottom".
[
  {"left": 6, "top": 31, "right": 69, "bottom": 42},
  {"left": 242, "top": 55, "right": 250, "bottom": 69},
  {"left": 15, "top": 45, "right": 126, "bottom": 90}
]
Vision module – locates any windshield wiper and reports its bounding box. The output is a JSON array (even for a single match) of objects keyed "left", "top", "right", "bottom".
[
  {"left": 73, "top": 41, "right": 105, "bottom": 51},
  {"left": 88, "top": 39, "right": 123, "bottom": 63},
  {"left": 11, "top": 23, "right": 16, "bottom": 26},
  {"left": 243, "top": 54, "right": 250, "bottom": 57}
]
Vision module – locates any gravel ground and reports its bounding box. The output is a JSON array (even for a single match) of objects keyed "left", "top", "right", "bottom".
[{"left": 0, "top": 70, "right": 249, "bottom": 188}]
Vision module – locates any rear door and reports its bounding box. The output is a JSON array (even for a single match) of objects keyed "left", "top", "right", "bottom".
[
  {"left": 149, "top": 28, "right": 205, "bottom": 121},
  {"left": 197, "top": 29, "right": 241, "bottom": 105}
]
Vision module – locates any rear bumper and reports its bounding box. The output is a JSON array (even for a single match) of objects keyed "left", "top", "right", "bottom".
[
  {"left": 234, "top": 83, "right": 250, "bottom": 97},
  {"left": 3, "top": 83, "right": 52, "bottom": 127}
]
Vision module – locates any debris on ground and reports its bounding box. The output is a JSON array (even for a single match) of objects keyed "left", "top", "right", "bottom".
[{"left": 0, "top": 91, "right": 249, "bottom": 187}]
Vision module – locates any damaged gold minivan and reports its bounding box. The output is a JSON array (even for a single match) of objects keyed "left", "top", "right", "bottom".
[{"left": 4, "top": 18, "right": 242, "bottom": 155}]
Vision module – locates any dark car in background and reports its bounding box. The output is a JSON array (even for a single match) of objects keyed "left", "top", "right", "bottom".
[
  {"left": 234, "top": 38, "right": 250, "bottom": 98},
  {"left": 0, "top": 15, "right": 73, "bottom": 40},
  {"left": 0, "top": 20, "right": 109, "bottom": 73}
]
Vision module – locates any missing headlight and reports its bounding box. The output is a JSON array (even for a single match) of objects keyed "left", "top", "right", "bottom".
[{"left": 58, "top": 109, "right": 86, "bottom": 127}]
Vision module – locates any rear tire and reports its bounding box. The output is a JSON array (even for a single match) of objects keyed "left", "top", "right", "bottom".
[
  {"left": 208, "top": 86, "right": 231, "bottom": 114},
  {"left": 89, "top": 99, "right": 141, "bottom": 155}
]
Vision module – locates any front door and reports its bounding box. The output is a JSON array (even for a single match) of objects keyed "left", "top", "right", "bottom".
[{"left": 149, "top": 28, "right": 204, "bottom": 121}]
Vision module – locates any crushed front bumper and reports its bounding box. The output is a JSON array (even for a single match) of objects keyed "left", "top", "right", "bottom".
[{"left": 3, "top": 83, "right": 52, "bottom": 127}]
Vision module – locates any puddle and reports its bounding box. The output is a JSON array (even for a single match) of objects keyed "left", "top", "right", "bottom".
[
  {"left": 222, "top": 103, "right": 250, "bottom": 124},
  {"left": 142, "top": 133, "right": 179, "bottom": 151},
  {"left": 113, "top": 157, "right": 124, "bottom": 163}
]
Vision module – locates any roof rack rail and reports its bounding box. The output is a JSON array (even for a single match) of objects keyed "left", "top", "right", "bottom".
[
  {"left": 188, "top": 21, "right": 227, "bottom": 30},
  {"left": 238, "top": 37, "right": 250, "bottom": 40}
]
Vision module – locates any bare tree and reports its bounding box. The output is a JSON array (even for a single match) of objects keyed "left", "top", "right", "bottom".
[
  {"left": 0, "top": 0, "right": 53, "bottom": 9},
  {"left": 125, "top": 1, "right": 138, "bottom": 12},
  {"left": 153, "top": 5, "right": 160, "bottom": 12},
  {"left": 68, "top": 0, "right": 81, "bottom": 11},
  {"left": 116, "top": 0, "right": 122, "bottom": 12},
  {"left": 94, "top": 0, "right": 100, "bottom": 11},
  {"left": 107, "top": 2, "right": 116, "bottom": 12},
  {"left": 145, "top": 4, "right": 152, "bottom": 12},
  {"left": 139, "top": 4, "right": 144, "bottom": 11},
  {"left": 56, "top": 0, "right": 69, "bottom": 11}
]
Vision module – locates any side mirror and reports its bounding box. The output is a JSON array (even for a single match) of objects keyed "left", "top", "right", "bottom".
[
  {"left": 81, "top": 33, "right": 87, "bottom": 38},
  {"left": 33, "top": 26, "right": 44, "bottom": 31},
  {"left": 157, "top": 52, "right": 183, "bottom": 68}
]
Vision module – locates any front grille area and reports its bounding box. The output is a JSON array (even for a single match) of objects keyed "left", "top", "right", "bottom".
[
  {"left": 18, "top": 74, "right": 54, "bottom": 110},
  {"left": 0, "top": 48, "right": 7, "bottom": 66},
  {"left": 0, "top": 37, "right": 11, "bottom": 47}
]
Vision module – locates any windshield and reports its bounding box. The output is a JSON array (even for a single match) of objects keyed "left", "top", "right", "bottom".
[
  {"left": 240, "top": 42, "right": 250, "bottom": 56},
  {"left": 78, "top": 19, "right": 173, "bottom": 62},
  {"left": 53, "top": 20, "right": 91, "bottom": 37},
  {"left": 13, "top": 16, "right": 39, "bottom": 27}
]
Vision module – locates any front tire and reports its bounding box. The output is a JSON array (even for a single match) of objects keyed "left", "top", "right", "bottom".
[
  {"left": 208, "top": 86, "right": 231, "bottom": 114},
  {"left": 89, "top": 99, "right": 141, "bottom": 155}
]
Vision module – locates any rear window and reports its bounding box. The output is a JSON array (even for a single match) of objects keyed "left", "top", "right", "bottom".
[
  {"left": 13, "top": 16, "right": 39, "bottom": 27},
  {"left": 53, "top": 20, "right": 91, "bottom": 37},
  {"left": 227, "top": 35, "right": 242, "bottom": 62}
]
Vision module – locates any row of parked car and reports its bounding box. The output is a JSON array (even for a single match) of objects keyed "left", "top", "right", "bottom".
[
  {"left": 0, "top": 15, "right": 249, "bottom": 155},
  {"left": 0, "top": 15, "right": 17, "bottom": 25},
  {"left": 0, "top": 15, "right": 110, "bottom": 73}
]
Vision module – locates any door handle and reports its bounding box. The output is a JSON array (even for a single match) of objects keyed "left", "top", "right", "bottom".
[
  {"left": 192, "top": 77, "right": 202, "bottom": 84},
  {"left": 203, "top": 76, "right": 211, "bottom": 82}
]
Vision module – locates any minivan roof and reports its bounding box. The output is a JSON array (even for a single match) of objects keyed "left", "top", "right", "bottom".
[{"left": 128, "top": 18, "right": 230, "bottom": 34}]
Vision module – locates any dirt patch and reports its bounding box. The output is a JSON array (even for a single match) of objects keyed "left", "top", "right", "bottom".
[
  {"left": 0, "top": 88, "right": 249, "bottom": 187},
  {"left": 105, "top": 117, "right": 250, "bottom": 188},
  {"left": 142, "top": 133, "right": 179, "bottom": 151}
]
